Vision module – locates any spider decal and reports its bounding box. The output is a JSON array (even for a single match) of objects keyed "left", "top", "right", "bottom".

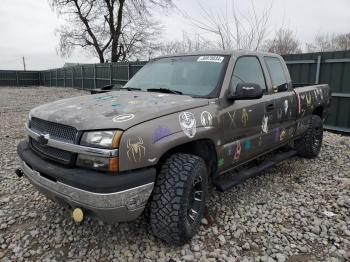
[{"left": 126, "top": 137, "right": 146, "bottom": 162}]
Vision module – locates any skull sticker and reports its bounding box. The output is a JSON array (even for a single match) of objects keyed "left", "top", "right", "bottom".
[
  {"left": 179, "top": 111, "right": 196, "bottom": 138},
  {"left": 200, "top": 111, "right": 213, "bottom": 128}
]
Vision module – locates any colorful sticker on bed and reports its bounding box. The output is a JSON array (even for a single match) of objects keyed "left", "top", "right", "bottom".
[
  {"left": 306, "top": 94, "right": 312, "bottom": 109},
  {"left": 296, "top": 93, "right": 301, "bottom": 115}
]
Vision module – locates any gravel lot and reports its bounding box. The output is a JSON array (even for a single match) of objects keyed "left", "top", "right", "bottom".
[{"left": 0, "top": 86, "right": 349, "bottom": 262}]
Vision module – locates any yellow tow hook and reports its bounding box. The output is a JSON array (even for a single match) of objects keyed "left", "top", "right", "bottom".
[{"left": 72, "top": 208, "right": 84, "bottom": 223}]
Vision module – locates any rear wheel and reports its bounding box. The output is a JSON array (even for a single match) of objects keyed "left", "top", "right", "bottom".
[
  {"left": 295, "top": 115, "right": 323, "bottom": 158},
  {"left": 150, "top": 153, "right": 208, "bottom": 245}
]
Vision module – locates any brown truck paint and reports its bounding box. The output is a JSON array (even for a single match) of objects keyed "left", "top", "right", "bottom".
[{"left": 18, "top": 50, "right": 330, "bottom": 225}]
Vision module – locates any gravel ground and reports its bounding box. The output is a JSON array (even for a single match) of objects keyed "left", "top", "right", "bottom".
[{"left": 0, "top": 86, "right": 349, "bottom": 262}]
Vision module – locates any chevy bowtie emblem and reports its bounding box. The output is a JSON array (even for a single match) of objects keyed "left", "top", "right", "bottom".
[{"left": 37, "top": 134, "right": 50, "bottom": 146}]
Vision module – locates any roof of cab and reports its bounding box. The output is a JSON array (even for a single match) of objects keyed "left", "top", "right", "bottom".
[{"left": 154, "top": 50, "right": 283, "bottom": 60}]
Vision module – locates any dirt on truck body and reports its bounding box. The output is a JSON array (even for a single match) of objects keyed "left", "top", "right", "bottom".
[{"left": 16, "top": 50, "right": 331, "bottom": 245}]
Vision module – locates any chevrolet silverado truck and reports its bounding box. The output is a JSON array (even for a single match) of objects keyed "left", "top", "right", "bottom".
[{"left": 16, "top": 51, "right": 330, "bottom": 245}]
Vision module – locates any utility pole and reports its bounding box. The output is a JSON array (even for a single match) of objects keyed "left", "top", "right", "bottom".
[{"left": 22, "top": 56, "right": 26, "bottom": 71}]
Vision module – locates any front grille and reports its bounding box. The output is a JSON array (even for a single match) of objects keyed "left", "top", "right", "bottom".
[
  {"left": 31, "top": 138, "right": 73, "bottom": 164},
  {"left": 30, "top": 117, "right": 78, "bottom": 143},
  {"left": 29, "top": 118, "right": 78, "bottom": 165}
]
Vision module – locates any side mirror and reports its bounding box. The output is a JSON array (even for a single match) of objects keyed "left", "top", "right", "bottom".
[{"left": 228, "top": 83, "right": 263, "bottom": 100}]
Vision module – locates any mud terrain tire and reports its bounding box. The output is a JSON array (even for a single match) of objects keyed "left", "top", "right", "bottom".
[
  {"left": 295, "top": 115, "right": 323, "bottom": 158},
  {"left": 150, "top": 153, "right": 208, "bottom": 245}
]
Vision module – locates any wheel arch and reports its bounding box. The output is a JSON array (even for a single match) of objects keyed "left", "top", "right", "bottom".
[
  {"left": 313, "top": 106, "right": 324, "bottom": 119},
  {"left": 156, "top": 138, "right": 218, "bottom": 177}
]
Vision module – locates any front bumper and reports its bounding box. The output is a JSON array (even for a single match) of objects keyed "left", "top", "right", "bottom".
[{"left": 17, "top": 141, "right": 156, "bottom": 222}]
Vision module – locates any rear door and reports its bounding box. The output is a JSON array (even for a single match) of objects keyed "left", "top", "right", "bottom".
[{"left": 264, "top": 56, "right": 297, "bottom": 145}]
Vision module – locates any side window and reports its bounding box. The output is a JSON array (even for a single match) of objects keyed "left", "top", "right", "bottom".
[
  {"left": 230, "top": 56, "right": 266, "bottom": 93},
  {"left": 264, "top": 57, "right": 287, "bottom": 87}
]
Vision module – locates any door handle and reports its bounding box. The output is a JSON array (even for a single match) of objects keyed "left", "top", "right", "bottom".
[{"left": 266, "top": 103, "right": 275, "bottom": 112}]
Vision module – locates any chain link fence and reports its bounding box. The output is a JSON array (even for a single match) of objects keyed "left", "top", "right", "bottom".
[
  {"left": 283, "top": 50, "right": 350, "bottom": 133},
  {"left": 39, "top": 61, "right": 147, "bottom": 89},
  {"left": 1, "top": 51, "right": 349, "bottom": 132}
]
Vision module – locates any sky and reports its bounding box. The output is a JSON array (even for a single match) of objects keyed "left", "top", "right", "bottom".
[{"left": 0, "top": 0, "right": 349, "bottom": 70}]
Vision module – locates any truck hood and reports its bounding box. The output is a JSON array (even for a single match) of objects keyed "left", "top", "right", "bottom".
[{"left": 30, "top": 91, "right": 209, "bottom": 130}]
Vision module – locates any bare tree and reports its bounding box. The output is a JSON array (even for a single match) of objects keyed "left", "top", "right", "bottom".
[
  {"left": 156, "top": 32, "right": 214, "bottom": 56},
  {"left": 263, "top": 28, "right": 302, "bottom": 55},
  {"left": 335, "top": 33, "right": 350, "bottom": 50},
  {"left": 307, "top": 33, "right": 350, "bottom": 52},
  {"left": 180, "top": 0, "right": 273, "bottom": 50},
  {"left": 50, "top": 0, "right": 174, "bottom": 63}
]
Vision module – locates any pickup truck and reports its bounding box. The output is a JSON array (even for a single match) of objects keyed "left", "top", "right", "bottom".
[{"left": 16, "top": 51, "right": 330, "bottom": 245}]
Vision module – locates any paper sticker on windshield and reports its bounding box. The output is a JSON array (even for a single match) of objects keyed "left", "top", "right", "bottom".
[{"left": 197, "top": 56, "right": 224, "bottom": 63}]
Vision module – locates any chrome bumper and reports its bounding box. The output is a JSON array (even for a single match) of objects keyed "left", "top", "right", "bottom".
[{"left": 20, "top": 161, "right": 154, "bottom": 222}]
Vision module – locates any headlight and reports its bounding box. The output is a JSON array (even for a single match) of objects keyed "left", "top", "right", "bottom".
[
  {"left": 78, "top": 130, "right": 122, "bottom": 172},
  {"left": 80, "top": 130, "right": 122, "bottom": 149}
]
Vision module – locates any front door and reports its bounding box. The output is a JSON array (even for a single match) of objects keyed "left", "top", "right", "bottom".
[{"left": 219, "top": 56, "right": 275, "bottom": 172}]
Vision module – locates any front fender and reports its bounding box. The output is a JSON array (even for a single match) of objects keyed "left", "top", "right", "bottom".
[{"left": 118, "top": 105, "right": 220, "bottom": 172}]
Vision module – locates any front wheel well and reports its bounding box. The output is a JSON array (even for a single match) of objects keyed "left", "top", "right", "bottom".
[{"left": 156, "top": 139, "right": 218, "bottom": 177}]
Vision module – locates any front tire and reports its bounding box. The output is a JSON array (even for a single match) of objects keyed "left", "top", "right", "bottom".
[
  {"left": 150, "top": 153, "right": 208, "bottom": 245},
  {"left": 295, "top": 115, "right": 323, "bottom": 158}
]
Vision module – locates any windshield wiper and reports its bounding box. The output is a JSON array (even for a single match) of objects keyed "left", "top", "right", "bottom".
[
  {"left": 121, "top": 86, "right": 142, "bottom": 91},
  {"left": 147, "top": 88, "right": 183, "bottom": 95}
]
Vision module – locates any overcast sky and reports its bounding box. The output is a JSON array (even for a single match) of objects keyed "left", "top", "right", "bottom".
[{"left": 0, "top": 0, "right": 349, "bottom": 70}]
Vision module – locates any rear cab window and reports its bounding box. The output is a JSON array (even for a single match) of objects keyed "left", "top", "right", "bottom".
[{"left": 264, "top": 57, "right": 288, "bottom": 88}]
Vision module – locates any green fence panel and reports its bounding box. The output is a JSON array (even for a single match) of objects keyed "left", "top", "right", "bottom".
[
  {"left": 0, "top": 70, "right": 40, "bottom": 86},
  {"left": 283, "top": 50, "right": 350, "bottom": 133},
  {"left": 1, "top": 54, "right": 349, "bottom": 133}
]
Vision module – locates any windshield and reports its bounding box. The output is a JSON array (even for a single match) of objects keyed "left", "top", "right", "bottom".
[{"left": 125, "top": 55, "right": 229, "bottom": 97}]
